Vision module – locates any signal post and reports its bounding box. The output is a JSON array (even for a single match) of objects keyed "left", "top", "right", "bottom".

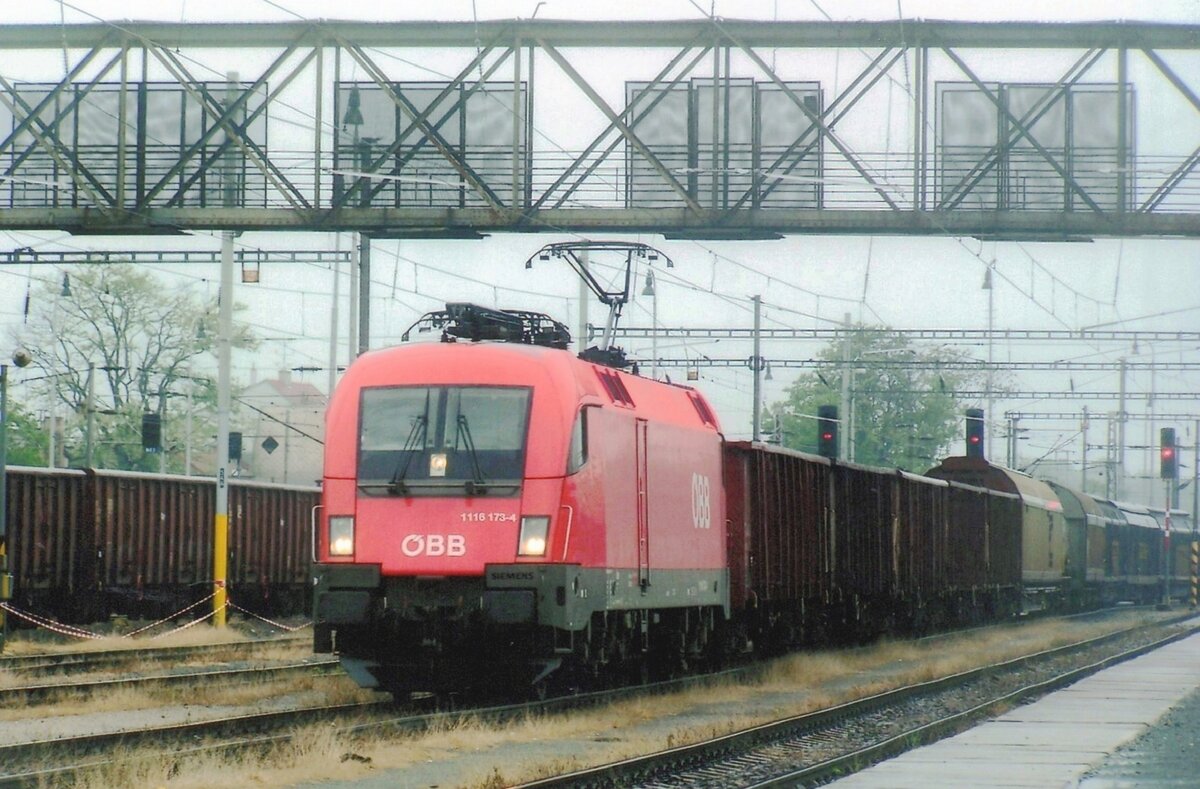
[{"left": 1160, "top": 428, "right": 1177, "bottom": 609}]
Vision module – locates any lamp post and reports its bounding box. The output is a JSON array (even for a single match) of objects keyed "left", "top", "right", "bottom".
[{"left": 0, "top": 350, "right": 33, "bottom": 653}]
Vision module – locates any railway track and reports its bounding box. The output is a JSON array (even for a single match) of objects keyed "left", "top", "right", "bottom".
[
  {"left": 1, "top": 611, "right": 1188, "bottom": 788},
  {"left": 516, "top": 614, "right": 1200, "bottom": 789},
  {"left": 0, "top": 655, "right": 340, "bottom": 706},
  {"left": 0, "top": 655, "right": 744, "bottom": 788},
  {"left": 0, "top": 635, "right": 309, "bottom": 679}
]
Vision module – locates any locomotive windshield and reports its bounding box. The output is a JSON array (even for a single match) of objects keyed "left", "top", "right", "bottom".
[{"left": 357, "top": 385, "right": 531, "bottom": 496}]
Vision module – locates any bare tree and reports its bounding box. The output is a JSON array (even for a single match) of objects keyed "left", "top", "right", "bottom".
[{"left": 13, "top": 264, "right": 256, "bottom": 471}]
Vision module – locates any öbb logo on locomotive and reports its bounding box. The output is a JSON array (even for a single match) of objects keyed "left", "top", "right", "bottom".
[
  {"left": 400, "top": 534, "right": 467, "bottom": 557},
  {"left": 692, "top": 472, "right": 712, "bottom": 529}
]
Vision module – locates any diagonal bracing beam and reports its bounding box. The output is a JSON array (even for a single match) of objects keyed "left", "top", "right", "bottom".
[
  {"left": 339, "top": 39, "right": 507, "bottom": 213},
  {"left": 0, "top": 40, "right": 124, "bottom": 210},
  {"left": 941, "top": 46, "right": 1107, "bottom": 215},
  {"left": 938, "top": 47, "right": 1106, "bottom": 212},
  {"left": 0, "top": 49, "right": 127, "bottom": 189},
  {"left": 538, "top": 39, "right": 704, "bottom": 214},
  {"left": 533, "top": 41, "right": 713, "bottom": 214},
  {"left": 145, "top": 36, "right": 315, "bottom": 210},
  {"left": 729, "top": 31, "right": 901, "bottom": 210},
  {"left": 747, "top": 47, "right": 906, "bottom": 210},
  {"left": 335, "top": 40, "right": 515, "bottom": 211},
  {"left": 160, "top": 47, "right": 319, "bottom": 209},
  {"left": 1138, "top": 47, "right": 1200, "bottom": 212}
]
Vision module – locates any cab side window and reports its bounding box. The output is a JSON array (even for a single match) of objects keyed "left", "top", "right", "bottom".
[{"left": 567, "top": 407, "right": 590, "bottom": 474}]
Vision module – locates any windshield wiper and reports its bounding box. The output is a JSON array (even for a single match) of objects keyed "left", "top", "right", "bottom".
[
  {"left": 389, "top": 413, "right": 428, "bottom": 494},
  {"left": 455, "top": 414, "right": 489, "bottom": 495}
]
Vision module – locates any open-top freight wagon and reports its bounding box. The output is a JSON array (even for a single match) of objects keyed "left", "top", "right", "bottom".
[{"left": 4, "top": 466, "right": 318, "bottom": 622}]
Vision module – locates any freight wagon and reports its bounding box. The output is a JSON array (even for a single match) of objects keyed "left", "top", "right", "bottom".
[
  {"left": 724, "top": 443, "right": 1023, "bottom": 650},
  {"left": 4, "top": 466, "right": 318, "bottom": 622}
]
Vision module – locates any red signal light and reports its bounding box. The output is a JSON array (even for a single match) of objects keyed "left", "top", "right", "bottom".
[
  {"left": 965, "top": 408, "right": 985, "bottom": 459},
  {"left": 1161, "top": 427, "right": 1177, "bottom": 479},
  {"left": 816, "top": 405, "right": 838, "bottom": 459}
]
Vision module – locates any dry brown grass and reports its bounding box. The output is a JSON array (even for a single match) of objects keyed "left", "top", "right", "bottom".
[
  {"left": 1, "top": 619, "right": 305, "bottom": 657},
  {"left": 16, "top": 610, "right": 1171, "bottom": 788},
  {"left": 0, "top": 671, "right": 376, "bottom": 722}
]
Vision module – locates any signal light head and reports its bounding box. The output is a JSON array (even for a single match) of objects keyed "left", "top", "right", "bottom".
[
  {"left": 816, "top": 405, "right": 838, "bottom": 459},
  {"left": 1160, "top": 428, "right": 1177, "bottom": 479},
  {"left": 965, "top": 408, "right": 985, "bottom": 459}
]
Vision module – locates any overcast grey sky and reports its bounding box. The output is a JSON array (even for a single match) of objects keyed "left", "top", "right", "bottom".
[{"left": 0, "top": 0, "right": 1197, "bottom": 499}]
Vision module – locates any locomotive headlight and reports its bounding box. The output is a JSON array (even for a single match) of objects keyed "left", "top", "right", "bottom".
[
  {"left": 329, "top": 516, "right": 355, "bottom": 556},
  {"left": 429, "top": 452, "right": 448, "bottom": 477},
  {"left": 517, "top": 515, "right": 550, "bottom": 557}
]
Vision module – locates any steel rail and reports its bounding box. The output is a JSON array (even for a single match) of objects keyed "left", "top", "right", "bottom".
[
  {"left": 0, "top": 699, "right": 394, "bottom": 787},
  {"left": 0, "top": 636, "right": 308, "bottom": 677},
  {"left": 747, "top": 622, "right": 1200, "bottom": 788},
  {"left": 0, "top": 665, "right": 748, "bottom": 788},
  {"left": 515, "top": 615, "right": 1199, "bottom": 789},
  {"left": 0, "top": 657, "right": 339, "bottom": 706}
]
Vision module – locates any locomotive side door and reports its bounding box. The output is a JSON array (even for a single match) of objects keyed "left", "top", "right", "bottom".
[{"left": 636, "top": 418, "right": 650, "bottom": 590}]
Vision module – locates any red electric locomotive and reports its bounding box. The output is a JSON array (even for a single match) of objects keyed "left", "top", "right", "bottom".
[{"left": 313, "top": 305, "right": 726, "bottom": 696}]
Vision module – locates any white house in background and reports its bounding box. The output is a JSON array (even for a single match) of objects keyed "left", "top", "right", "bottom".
[{"left": 239, "top": 370, "right": 326, "bottom": 486}]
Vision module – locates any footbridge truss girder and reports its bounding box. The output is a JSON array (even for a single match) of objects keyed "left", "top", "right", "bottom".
[{"left": 0, "top": 19, "right": 1198, "bottom": 238}]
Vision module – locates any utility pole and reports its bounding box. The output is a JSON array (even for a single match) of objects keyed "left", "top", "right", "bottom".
[
  {"left": 984, "top": 261, "right": 995, "bottom": 463},
  {"left": 358, "top": 234, "right": 371, "bottom": 356},
  {"left": 1080, "top": 407, "right": 1089, "bottom": 493},
  {"left": 213, "top": 71, "right": 238, "bottom": 629},
  {"left": 1117, "top": 357, "right": 1127, "bottom": 500},
  {"left": 752, "top": 295, "right": 762, "bottom": 442},
  {"left": 577, "top": 248, "right": 589, "bottom": 353},
  {"left": 840, "top": 313, "right": 852, "bottom": 462},
  {"left": 0, "top": 353, "right": 31, "bottom": 652},
  {"left": 0, "top": 366, "right": 10, "bottom": 651},
  {"left": 84, "top": 362, "right": 96, "bottom": 467},
  {"left": 348, "top": 235, "right": 358, "bottom": 361},
  {"left": 1192, "top": 418, "right": 1198, "bottom": 608},
  {"left": 328, "top": 234, "right": 340, "bottom": 398}
]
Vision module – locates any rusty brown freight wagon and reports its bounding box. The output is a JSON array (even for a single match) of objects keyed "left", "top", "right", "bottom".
[
  {"left": 4, "top": 466, "right": 318, "bottom": 623},
  {"left": 724, "top": 443, "right": 1022, "bottom": 647}
]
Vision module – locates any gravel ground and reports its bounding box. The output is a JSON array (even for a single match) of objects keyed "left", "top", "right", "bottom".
[
  {"left": 297, "top": 621, "right": 1197, "bottom": 789},
  {"left": 1075, "top": 687, "right": 1200, "bottom": 788}
]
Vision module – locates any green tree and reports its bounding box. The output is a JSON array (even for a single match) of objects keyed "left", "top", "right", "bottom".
[
  {"left": 4, "top": 401, "right": 49, "bottom": 466},
  {"left": 11, "top": 264, "right": 255, "bottom": 472},
  {"left": 763, "top": 325, "right": 1006, "bottom": 471}
]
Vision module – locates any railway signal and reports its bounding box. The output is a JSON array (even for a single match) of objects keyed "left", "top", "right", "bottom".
[
  {"left": 817, "top": 405, "right": 838, "bottom": 459},
  {"left": 966, "top": 408, "right": 985, "bottom": 459},
  {"left": 1160, "top": 428, "right": 1177, "bottom": 479},
  {"left": 141, "top": 413, "right": 162, "bottom": 453}
]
